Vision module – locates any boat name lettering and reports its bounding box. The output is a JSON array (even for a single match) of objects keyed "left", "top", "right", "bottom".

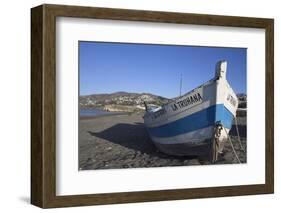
[
  {"left": 227, "top": 94, "right": 237, "bottom": 107},
  {"left": 171, "top": 92, "right": 203, "bottom": 111}
]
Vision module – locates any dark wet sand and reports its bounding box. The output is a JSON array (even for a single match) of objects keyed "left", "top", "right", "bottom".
[{"left": 79, "top": 112, "right": 247, "bottom": 170}]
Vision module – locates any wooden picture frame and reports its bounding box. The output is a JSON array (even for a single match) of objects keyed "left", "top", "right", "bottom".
[{"left": 31, "top": 4, "right": 274, "bottom": 208}]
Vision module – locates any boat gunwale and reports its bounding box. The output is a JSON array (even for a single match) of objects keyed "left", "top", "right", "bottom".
[{"left": 144, "top": 76, "right": 219, "bottom": 119}]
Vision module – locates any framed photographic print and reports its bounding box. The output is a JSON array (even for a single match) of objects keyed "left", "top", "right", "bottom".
[{"left": 31, "top": 4, "right": 274, "bottom": 208}]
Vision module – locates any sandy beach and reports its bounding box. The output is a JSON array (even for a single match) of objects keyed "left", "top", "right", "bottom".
[{"left": 79, "top": 112, "right": 247, "bottom": 170}]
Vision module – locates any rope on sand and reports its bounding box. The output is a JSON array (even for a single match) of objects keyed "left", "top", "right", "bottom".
[
  {"left": 234, "top": 117, "right": 245, "bottom": 152},
  {"left": 223, "top": 127, "right": 241, "bottom": 164}
]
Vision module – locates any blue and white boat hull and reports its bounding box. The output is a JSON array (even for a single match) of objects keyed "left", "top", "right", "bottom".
[{"left": 143, "top": 61, "right": 238, "bottom": 156}]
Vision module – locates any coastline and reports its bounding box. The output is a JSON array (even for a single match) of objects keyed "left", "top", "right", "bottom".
[{"left": 80, "top": 111, "right": 131, "bottom": 120}]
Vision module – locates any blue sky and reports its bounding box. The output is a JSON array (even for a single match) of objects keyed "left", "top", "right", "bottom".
[{"left": 79, "top": 41, "right": 246, "bottom": 98}]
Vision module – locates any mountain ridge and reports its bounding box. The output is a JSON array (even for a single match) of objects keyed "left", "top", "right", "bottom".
[{"left": 80, "top": 91, "right": 170, "bottom": 112}]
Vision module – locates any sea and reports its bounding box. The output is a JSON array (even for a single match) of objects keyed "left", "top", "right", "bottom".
[{"left": 80, "top": 108, "right": 112, "bottom": 117}]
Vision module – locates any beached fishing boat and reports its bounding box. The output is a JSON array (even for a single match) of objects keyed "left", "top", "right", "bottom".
[{"left": 143, "top": 60, "right": 238, "bottom": 156}]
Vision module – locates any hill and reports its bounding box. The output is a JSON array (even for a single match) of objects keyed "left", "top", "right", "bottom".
[{"left": 79, "top": 92, "right": 170, "bottom": 112}]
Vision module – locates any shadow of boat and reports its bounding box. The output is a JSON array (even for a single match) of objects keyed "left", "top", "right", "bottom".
[{"left": 87, "top": 122, "right": 197, "bottom": 160}]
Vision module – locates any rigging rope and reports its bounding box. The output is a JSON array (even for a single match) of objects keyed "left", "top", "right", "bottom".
[
  {"left": 234, "top": 116, "right": 245, "bottom": 152},
  {"left": 223, "top": 127, "right": 241, "bottom": 164},
  {"left": 211, "top": 119, "right": 244, "bottom": 164}
]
